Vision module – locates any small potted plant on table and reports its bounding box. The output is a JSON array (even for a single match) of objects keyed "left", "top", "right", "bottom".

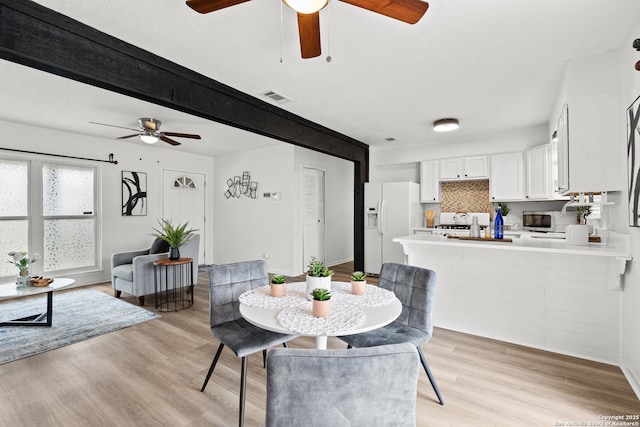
[
  {"left": 305, "top": 257, "right": 333, "bottom": 300},
  {"left": 311, "top": 288, "right": 331, "bottom": 318},
  {"left": 350, "top": 271, "right": 367, "bottom": 295},
  {"left": 152, "top": 219, "right": 198, "bottom": 260},
  {"left": 270, "top": 274, "right": 286, "bottom": 297}
]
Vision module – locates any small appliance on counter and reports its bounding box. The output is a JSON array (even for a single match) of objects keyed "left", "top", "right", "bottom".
[{"left": 522, "top": 211, "right": 574, "bottom": 233}]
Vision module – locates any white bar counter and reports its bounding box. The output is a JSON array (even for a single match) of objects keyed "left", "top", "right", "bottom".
[{"left": 392, "top": 232, "right": 632, "bottom": 365}]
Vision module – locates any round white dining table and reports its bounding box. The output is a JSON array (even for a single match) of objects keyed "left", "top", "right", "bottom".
[{"left": 239, "top": 281, "right": 402, "bottom": 349}]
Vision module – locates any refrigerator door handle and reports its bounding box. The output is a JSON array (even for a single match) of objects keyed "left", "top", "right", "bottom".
[{"left": 379, "top": 199, "right": 385, "bottom": 235}]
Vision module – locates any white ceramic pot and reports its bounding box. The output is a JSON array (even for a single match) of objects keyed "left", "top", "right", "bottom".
[
  {"left": 566, "top": 224, "right": 589, "bottom": 246},
  {"left": 306, "top": 275, "right": 331, "bottom": 301}
]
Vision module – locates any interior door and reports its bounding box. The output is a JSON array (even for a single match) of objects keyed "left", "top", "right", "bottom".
[
  {"left": 162, "top": 169, "right": 206, "bottom": 265},
  {"left": 303, "top": 167, "right": 325, "bottom": 269}
]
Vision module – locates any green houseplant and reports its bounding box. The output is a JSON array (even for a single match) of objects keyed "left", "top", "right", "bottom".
[
  {"left": 350, "top": 271, "right": 367, "bottom": 295},
  {"left": 305, "top": 257, "right": 333, "bottom": 300},
  {"left": 152, "top": 219, "right": 198, "bottom": 260},
  {"left": 270, "top": 274, "right": 286, "bottom": 297},
  {"left": 496, "top": 202, "right": 510, "bottom": 217},
  {"left": 310, "top": 287, "right": 331, "bottom": 318}
]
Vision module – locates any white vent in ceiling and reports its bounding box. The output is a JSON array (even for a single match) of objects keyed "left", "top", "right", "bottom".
[{"left": 259, "top": 90, "right": 293, "bottom": 104}]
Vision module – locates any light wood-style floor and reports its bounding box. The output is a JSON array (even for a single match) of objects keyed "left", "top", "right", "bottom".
[{"left": 0, "top": 262, "right": 638, "bottom": 426}]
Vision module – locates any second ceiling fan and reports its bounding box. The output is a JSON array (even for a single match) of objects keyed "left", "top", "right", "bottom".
[{"left": 186, "top": 0, "right": 429, "bottom": 59}]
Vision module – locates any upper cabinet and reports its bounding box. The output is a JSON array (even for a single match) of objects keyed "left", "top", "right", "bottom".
[
  {"left": 551, "top": 104, "right": 569, "bottom": 196},
  {"left": 419, "top": 160, "right": 440, "bottom": 203},
  {"left": 525, "top": 144, "right": 551, "bottom": 200},
  {"left": 439, "top": 156, "right": 488, "bottom": 181},
  {"left": 490, "top": 152, "right": 524, "bottom": 201},
  {"left": 567, "top": 94, "right": 624, "bottom": 193}
]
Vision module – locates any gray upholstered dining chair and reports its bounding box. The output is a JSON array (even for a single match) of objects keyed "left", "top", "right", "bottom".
[
  {"left": 338, "top": 262, "right": 444, "bottom": 405},
  {"left": 111, "top": 234, "right": 200, "bottom": 306},
  {"left": 265, "top": 343, "right": 420, "bottom": 427},
  {"left": 201, "top": 260, "right": 298, "bottom": 427}
]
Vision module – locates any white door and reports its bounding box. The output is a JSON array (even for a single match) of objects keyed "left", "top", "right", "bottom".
[
  {"left": 162, "top": 169, "right": 206, "bottom": 265},
  {"left": 303, "top": 167, "right": 325, "bottom": 269}
]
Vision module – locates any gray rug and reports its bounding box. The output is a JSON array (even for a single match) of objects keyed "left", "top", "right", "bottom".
[{"left": 0, "top": 288, "right": 160, "bottom": 364}]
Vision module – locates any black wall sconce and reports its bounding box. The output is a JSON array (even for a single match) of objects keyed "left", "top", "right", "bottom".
[{"left": 634, "top": 39, "right": 640, "bottom": 71}]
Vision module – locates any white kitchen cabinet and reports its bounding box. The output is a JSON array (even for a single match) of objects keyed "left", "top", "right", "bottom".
[
  {"left": 439, "top": 156, "right": 488, "bottom": 181},
  {"left": 567, "top": 94, "right": 624, "bottom": 192},
  {"left": 551, "top": 104, "right": 569, "bottom": 196},
  {"left": 419, "top": 160, "right": 440, "bottom": 202},
  {"left": 525, "top": 144, "right": 551, "bottom": 200},
  {"left": 490, "top": 152, "right": 524, "bottom": 201}
]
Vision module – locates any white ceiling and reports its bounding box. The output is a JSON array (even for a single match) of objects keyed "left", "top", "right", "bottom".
[{"left": 1, "top": 0, "right": 638, "bottom": 157}]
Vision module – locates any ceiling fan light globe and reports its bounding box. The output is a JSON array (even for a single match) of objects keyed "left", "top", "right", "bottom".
[
  {"left": 283, "top": 0, "right": 328, "bottom": 14},
  {"left": 433, "top": 118, "right": 459, "bottom": 132},
  {"left": 140, "top": 134, "right": 159, "bottom": 144}
]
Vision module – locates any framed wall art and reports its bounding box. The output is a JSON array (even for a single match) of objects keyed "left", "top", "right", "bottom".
[
  {"left": 122, "top": 171, "right": 147, "bottom": 216},
  {"left": 628, "top": 94, "right": 640, "bottom": 226}
]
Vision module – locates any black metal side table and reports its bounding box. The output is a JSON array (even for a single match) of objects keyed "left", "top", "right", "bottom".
[{"left": 153, "top": 257, "right": 193, "bottom": 312}]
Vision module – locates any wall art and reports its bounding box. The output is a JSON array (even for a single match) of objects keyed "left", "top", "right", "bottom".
[
  {"left": 225, "top": 171, "right": 258, "bottom": 199},
  {"left": 628, "top": 94, "right": 640, "bottom": 226},
  {"left": 122, "top": 171, "right": 147, "bottom": 216}
]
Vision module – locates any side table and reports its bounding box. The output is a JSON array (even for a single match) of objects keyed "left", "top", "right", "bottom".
[{"left": 153, "top": 257, "right": 193, "bottom": 312}]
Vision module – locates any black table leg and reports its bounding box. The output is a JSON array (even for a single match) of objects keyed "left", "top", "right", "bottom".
[{"left": 0, "top": 291, "right": 53, "bottom": 327}]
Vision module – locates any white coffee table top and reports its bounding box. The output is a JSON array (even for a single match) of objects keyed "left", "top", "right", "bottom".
[
  {"left": 239, "top": 281, "right": 401, "bottom": 349},
  {"left": 0, "top": 278, "right": 75, "bottom": 301}
]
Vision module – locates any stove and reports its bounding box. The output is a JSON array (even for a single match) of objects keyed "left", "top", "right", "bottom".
[{"left": 433, "top": 212, "right": 491, "bottom": 237}]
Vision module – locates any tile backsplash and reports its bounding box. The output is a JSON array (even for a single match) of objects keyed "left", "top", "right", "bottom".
[{"left": 441, "top": 180, "right": 493, "bottom": 214}]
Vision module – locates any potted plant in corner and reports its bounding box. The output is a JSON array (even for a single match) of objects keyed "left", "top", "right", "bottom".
[
  {"left": 152, "top": 219, "right": 198, "bottom": 260},
  {"left": 270, "top": 274, "right": 286, "bottom": 297},
  {"left": 305, "top": 257, "right": 334, "bottom": 300},
  {"left": 350, "top": 271, "right": 367, "bottom": 295},
  {"left": 310, "top": 287, "right": 331, "bottom": 318}
]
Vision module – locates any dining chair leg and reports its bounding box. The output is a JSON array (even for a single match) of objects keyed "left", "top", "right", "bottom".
[
  {"left": 239, "top": 356, "right": 248, "bottom": 427},
  {"left": 417, "top": 346, "right": 444, "bottom": 405},
  {"left": 263, "top": 350, "right": 267, "bottom": 368},
  {"left": 201, "top": 343, "right": 225, "bottom": 392}
]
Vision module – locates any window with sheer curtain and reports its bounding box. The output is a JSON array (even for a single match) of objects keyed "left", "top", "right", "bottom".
[{"left": 0, "top": 158, "right": 97, "bottom": 278}]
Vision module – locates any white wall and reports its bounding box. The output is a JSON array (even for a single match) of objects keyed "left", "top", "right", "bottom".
[
  {"left": 212, "top": 144, "right": 354, "bottom": 276},
  {"left": 618, "top": 22, "right": 640, "bottom": 397},
  {"left": 0, "top": 119, "right": 214, "bottom": 285},
  {"left": 212, "top": 144, "right": 296, "bottom": 274}
]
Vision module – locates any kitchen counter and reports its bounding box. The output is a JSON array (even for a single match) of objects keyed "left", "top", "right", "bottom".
[
  {"left": 391, "top": 231, "right": 633, "bottom": 365},
  {"left": 397, "top": 231, "right": 632, "bottom": 258}
]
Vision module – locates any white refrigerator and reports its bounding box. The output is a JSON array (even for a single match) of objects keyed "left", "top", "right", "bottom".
[{"left": 364, "top": 182, "right": 422, "bottom": 275}]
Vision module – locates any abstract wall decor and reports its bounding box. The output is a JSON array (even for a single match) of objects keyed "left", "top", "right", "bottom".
[
  {"left": 225, "top": 171, "right": 258, "bottom": 199},
  {"left": 122, "top": 171, "right": 147, "bottom": 216},
  {"left": 628, "top": 94, "right": 640, "bottom": 226}
]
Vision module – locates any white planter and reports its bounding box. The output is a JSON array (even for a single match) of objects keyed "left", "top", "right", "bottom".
[
  {"left": 306, "top": 275, "right": 331, "bottom": 301},
  {"left": 566, "top": 224, "right": 589, "bottom": 246}
]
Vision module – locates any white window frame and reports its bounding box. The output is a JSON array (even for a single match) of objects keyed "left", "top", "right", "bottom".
[{"left": 0, "top": 154, "right": 101, "bottom": 279}]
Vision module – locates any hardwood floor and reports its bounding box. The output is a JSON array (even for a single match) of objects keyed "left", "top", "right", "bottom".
[{"left": 0, "top": 262, "right": 638, "bottom": 426}]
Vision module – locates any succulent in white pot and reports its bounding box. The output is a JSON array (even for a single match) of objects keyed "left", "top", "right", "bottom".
[{"left": 305, "top": 257, "right": 333, "bottom": 301}]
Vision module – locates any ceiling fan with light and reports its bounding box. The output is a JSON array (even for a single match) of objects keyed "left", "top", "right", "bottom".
[
  {"left": 186, "top": 0, "right": 429, "bottom": 59},
  {"left": 89, "top": 118, "right": 202, "bottom": 146}
]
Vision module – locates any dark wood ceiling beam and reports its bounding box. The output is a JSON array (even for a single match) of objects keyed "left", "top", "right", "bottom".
[{"left": 0, "top": 0, "right": 369, "bottom": 181}]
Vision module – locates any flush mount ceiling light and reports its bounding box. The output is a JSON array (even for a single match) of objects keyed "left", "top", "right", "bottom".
[
  {"left": 283, "top": 0, "right": 328, "bottom": 14},
  {"left": 433, "top": 118, "right": 459, "bottom": 132},
  {"left": 139, "top": 130, "right": 159, "bottom": 144}
]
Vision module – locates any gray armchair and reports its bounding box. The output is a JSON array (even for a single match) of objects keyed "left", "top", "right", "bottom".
[
  {"left": 266, "top": 343, "right": 420, "bottom": 427},
  {"left": 111, "top": 234, "right": 200, "bottom": 306}
]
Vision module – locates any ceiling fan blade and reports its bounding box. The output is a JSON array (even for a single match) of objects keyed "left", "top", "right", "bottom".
[
  {"left": 339, "top": 0, "right": 428, "bottom": 24},
  {"left": 297, "top": 12, "right": 322, "bottom": 59},
  {"left": 162, "top": 132, "right": 202, "bottom": 140},
  {"left": 186, "top": 0, "right": 251, "bottom": 13},
  {"left": 160, "top": 135, "right": 182, "bottom": 146},
  {"left": 89, "top": 121, "right": 140, "bottom": 132},
  {"left": 117, "top": 134, "right": 141, "bottom": 139}
]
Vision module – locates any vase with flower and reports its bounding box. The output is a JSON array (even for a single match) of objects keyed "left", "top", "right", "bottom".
[{"left": 7, "top": 251, "right": 41, "bottom": 288}]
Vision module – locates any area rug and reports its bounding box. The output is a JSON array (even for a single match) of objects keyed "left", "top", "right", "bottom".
[{"left": 0, "top": 288, "right": 160, "bottom": 364}]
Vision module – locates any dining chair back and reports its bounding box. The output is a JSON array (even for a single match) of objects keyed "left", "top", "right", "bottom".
[
  {"left": 201, "top": 260, "right": 298, "bottom": 427},
  {"left": 266, "top": 343, "right": 420, "bottom": 427},
  {"left": 337, "top": 262, "right": 444, "bottom": 405}
]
